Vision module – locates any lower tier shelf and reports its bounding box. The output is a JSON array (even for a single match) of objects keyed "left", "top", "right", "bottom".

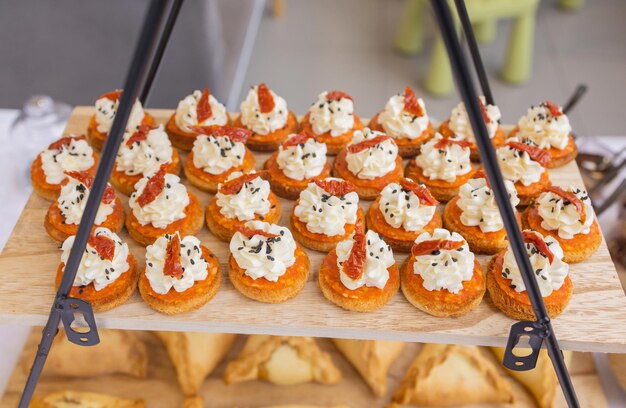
[
  {"left": 0, "top": 329, "right": 608, "bottom": 408},
  {"left": 0, "top": 107, "right": 624, "bottom": 352}
]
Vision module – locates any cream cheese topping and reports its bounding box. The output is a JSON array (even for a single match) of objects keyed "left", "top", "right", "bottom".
[
  {"left": 307, "top": 91, "right": 355, "bottom": 137},
  {"left": 378, "top": 93, "right": 429, "bottom": 139},
  {"left": 503, "top": 231, "right": 569, "bottom": 297},
  {"left": 40, "top": 138, "right": 95, "bottom": 185},
  {"left": 336, "top": 230, "right": 395, "bottom": 290},
  {"left": 345, "top": 128, "right": 398, "bottom": 179},
  {"left": 61, "top": 227, "right": 129, "bottom": 291},
  {"left": 412, "top": 229, "right": 475, "bottom": 294},
  {"left": 174, "top": 90, "right": 228, "bottom": 133},
  {"left": 457, "top": 178, "right": 520, "bottom": 233},
  {"left": 496, "top": 138, "right": 545, "bottom": 186},
  {"left": 379, "top": 182, "right": 437, "bottom": 231},
  {"left": 129, "top": 172, "right": 189, "bottom": 228},
  {"left": 145, "top": 234, "right": 209, "bottom": 294},
  {"left": 192, "top": 135, "right": 245, "bottom": 175},
  {"left": 116, "top": 125, "right": 174, "bottom": 176},
  {"left": 276, "top": 137, "right": 327, "bottom": 181},
  {"left": 58, "top": 175, "right": 114, "bottom": 225},
  {"left": 240, "top": 85, "right": 288, "bottom": 135},
  {"left": 94, "top": 96, "right": 145, "bottom": 134},
  {"left": 293, "top": 180, "right": 359, "bottom": 236},
  {"left": 536, "top": 186, "right": 594, "bottom": 239},
  {"left": 448, "top": 96, "right": 501, "bottom": 142},
  {"left": 215, "top": 171, "right": 271, "bottom": 221},
  {"left": 414, "top": 132, "right": 472, "bottom": 183},
  {"left": 230, "top": 221, "right": 296, "bottom": 282},
  {"left": 517, "top": 102, "right": 571, "bottom": 149}
]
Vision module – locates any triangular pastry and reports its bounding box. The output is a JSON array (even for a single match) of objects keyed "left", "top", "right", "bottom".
[
  {"left": 32, "top": 329, "right": 147, "bottom": 378},
  {"left": 30, "top": 390, "right": 144, "bottom": 407},
  {"left": 224, "top": 335, "right": 342, "bottom": 385},
  {"left": 181, "top": 396, "right": 204, "bottom": 408},
  {"left": 156, "top": 331, "right": 236, "bottom": 395},
  {"left": 332, "top": 339, "right": 405, "bottom": 396},
  {"left": 393, "top": 344, "right": 514, "bottom": 406},
  {"left": 492, "top": 347, "right": 572, "bottom": 408}
]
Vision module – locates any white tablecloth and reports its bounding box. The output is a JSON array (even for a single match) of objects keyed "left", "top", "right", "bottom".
[{"left": 0, "top": 108, "right": 624, "bottom": 404}]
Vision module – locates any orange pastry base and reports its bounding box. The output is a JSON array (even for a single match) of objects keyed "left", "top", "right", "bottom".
[
  {"left": 439, "top": 120, "right": 505, "bottom": 161},
  {"left": 400, "top": 256, "right": 485, "bottom": 317},
  {"left": 110, "top": 149, "right": 181, "bottom": 196},
  {"left": 44, "top": 197, "right": 125, "bottom": 243},
  {"left": 31, "top": 153, "right": 98, "bottom": 201},
  {"left": 366, "top": 198, "right": 442, "bottom": 252},
  {"left": 264, "top": 152, "right": 331, "bottom": 200},
  {"left": 368, "top": 113, "right": 435, "bottom": 157},
  {"left": 443, "top": 197, "right": 521, "bottom": 255},
  {"left": 228, "top": 244, "right": 310, "bottom": 303},
  {"left": 522, "top": 205, "right": 602, "bottom": 263},
  {"left": 139, "top": 246, "right": 222, "bottom": 314},
  {"left": 300, "top": 112, "right": 365, "bottom": 155},
  {"left": 318, "top": 249, "right": 399, "bottom": 312},
  {"left": 232, "top": 112, "right": 298, "bottom": 152},
  {"left": 184, "top": 149, "right": 256, "bottom": 194},
  {"left": 290, "top": 204, "right": 365, "bottom": 252},
  {"left": 487, "top": 251, "right": 572, "bottom": 320},
  {"left": 55, "top": 254, "right": 138, "bottom": 312},
  {"left": 404, "top": 159, "right": 476, "bottom": 203},
  {"left": 205, "top": 193, "right": 282, "bottom": 242},
  {"left": 515, "top": 170, "right": 551, "bottom": 207},
  {"left": 126, "top": 192, "right": 204, "bottom": 246},
  {"left": 87, "top": 113, "right": 155, "bottom": 151},
  {"left": 509, "top": 128, "right": 578, "bottom": 168},
  {"left": 332, "top": 150, "right": 404, "bottom": 200},
  {"left": 165, "top": 113, "right": 233, "bottom": 151}
]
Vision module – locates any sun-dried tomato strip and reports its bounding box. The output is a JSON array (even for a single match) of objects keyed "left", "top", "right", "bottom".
[
  {"left": 400, "top": 179, "right": 439, "bottom": 206},
  {"left": 543, "top": 186, "right": 586, "bottom": 224},
  {"left": 313, "top": 178, "right": 356, "bottom": 197},
  {"left": 47, "top": 135, "right": 86, "bottom": 151},
  {"left": 522, "top": 231, "right": 555, "bottom": 264},
  {"left": 65, "top": 171, "right": 116, "bottom": 204},
  {"left": 282, "top": 131, "right": 316, "bottom": 148},
  {"left": 236, "top": 225, "right": 279, "bottom": 239},
  {"left": 257, "top": 83, "right": 275, "bottom": 114},
  {"left": 544, "top": 100, "right": 563, "bottom": 118},
  {"left": 506, "top": 141, "right": 551, "bottom": 167},
  {"left": 219, "top": 172, "right": 265, "bottom": 195},
  {"left": 347, "top": 135, "right": 392, "bottom": 154},
  {"left": 403, "top": 86, "right": 424, "bottom": 117},
  {"left": 411, "top": 239, "right": 464, "bottom": 257},
  {"left": 136, "top": 165, "right": 167, "bottom": 207},
  {"left": 88, "top": 233, "right": 116, "bottom": 262},
  {"left": 196, "top": 88, "right": 213, "bottom": 123},
  {"left": 163, "top": 234, "right": 183, "bottom": 278},
  {"left": 125, "top": 124, "right": 152, "bottom": 147},
  {"left": 478, "top": 97, "right": 491, "bottom": 123},
  {"left": 433, "top": 137, "right": 472, "bottom": 150},
  {"left": 326, "top": 90, "right": 353, "bottom": 101},
  {"left": 191, "top": 125, "right": 252, "bottom": 143},
  {"left": 100, "top": 90, "right": 122, "bottom": 102},
  {"left": 343, "top": 228, "right": 366, "bottom": 280}
]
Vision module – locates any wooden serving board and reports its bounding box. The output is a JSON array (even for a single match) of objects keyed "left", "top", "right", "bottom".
[
  {"left": 0, "top": 107, "right": 624, "bottom": 352},
  {"left": 0, "top": 329, "right": 608, "bottom": 408}
]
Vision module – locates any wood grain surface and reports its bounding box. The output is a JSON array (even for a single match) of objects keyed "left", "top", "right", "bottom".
[
  {"left": 0, "top": 107, "right": 624, "bottom": 352},
  {"left": 0, "top": 329, "right": 607, "bottom": 408}
]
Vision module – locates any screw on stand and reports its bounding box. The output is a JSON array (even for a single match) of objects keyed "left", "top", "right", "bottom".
[
  {"left": 18, "top": 1, "right": 183, "bottom": 406},
  {"left": 430, "top": 1, "right": 579, "bottom": 407}
]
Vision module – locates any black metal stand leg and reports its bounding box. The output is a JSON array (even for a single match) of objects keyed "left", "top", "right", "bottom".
[
  {"left": 429, "top": 1, "right": 579, "bottom": 407},
  {"left": 18, "top": 1, "right": 180, "bottom": 406}
]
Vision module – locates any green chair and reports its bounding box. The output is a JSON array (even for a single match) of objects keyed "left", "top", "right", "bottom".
[{"left": 395, "top": 0, "right": 540, "bottom": 96}]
